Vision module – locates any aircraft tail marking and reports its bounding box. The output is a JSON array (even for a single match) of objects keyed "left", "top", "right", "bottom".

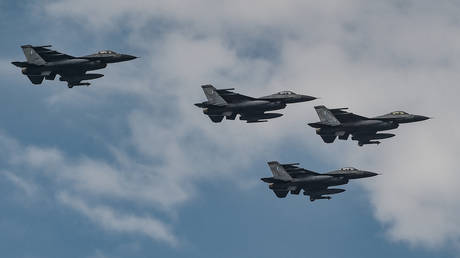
[
  {"left": 201, "top": 84, "right": 227, "bottom": 106},
  {"left": 314, "top": 105, "right": 341, "bottom": 126},
  {"left": 21, "top": 45, "right": 46, "bottom": 65},
  {"left": 267, "top": 161, "right": 293, "bottom": 181}
]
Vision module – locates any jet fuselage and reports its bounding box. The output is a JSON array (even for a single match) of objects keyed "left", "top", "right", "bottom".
[
  {"left": 21, "top": 59, "right": 107, "bottom": 75},
  {"left": 316, "top": 120, "right": 399, "bottom": 135},
  {"left": 268, "top": 175, "right": 349, "bottom": 190},
  {"left": 196, "top": 85, "right": 316, "bottom": 123},
  {"left": 262, "top": 162, "right": 378, "bottom": 201},
  {"left": 12, "top": 45, "right": 138, "bottom": 87}
]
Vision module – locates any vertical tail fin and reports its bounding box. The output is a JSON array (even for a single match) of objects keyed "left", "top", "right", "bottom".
[
  {"left": 201, "top": 85, "right": 227, "bottom": 106},
  {"left": 267, "top": 161, "right": 293, "bottom": 181},
  {"left": 314, "top": 105, "right": 341, "bottom": 126},
  {"left": 21, "top": 45, "right": 46, "bottom": 65}
]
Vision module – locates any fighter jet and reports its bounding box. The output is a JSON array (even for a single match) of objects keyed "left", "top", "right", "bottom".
[
  {"left": 308, "top": 105, "right": 430, "bottom": 146},
  {"left": 261, "top": 161, "right": 378, "bottom": 201},
  {"left": 194, "top": 84, "right": 316, "bottom": 123},
  {"left": 12, "top": 45, "right": 137, "bottom": 88}
]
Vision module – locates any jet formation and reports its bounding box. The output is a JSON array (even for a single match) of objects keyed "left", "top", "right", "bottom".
[
  {"left": 308, "top": 105, "right": 430, "bottom": 146},
  {"left": 9, "top": 43, "right": 431, "bottom": 204},
  {"left": 12, "top": 45, "right": 137, "bottom": 88},
  {"left": 261, "top": 161, "right": 378, "bottom": 201},
  {"left": 195, "top": 84, "right": 316, "bottom": 123}
]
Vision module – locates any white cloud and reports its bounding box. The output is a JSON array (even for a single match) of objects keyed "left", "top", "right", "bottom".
[
  {"left": 1, "top": 170, "right": 38, "bottom": 196},
  {"left": 0, "top": 132, "right": 180, "bottom": 244},
  {"left": 44, "top": 0, "right": 355, "bottom": 32},
  {"left": 358, "top": 123, "right": 460, "bottom": 247},
  {"left": 3, "top": 0, "right": 460, "bottom": 250},
  {"left": 58, "top": 193, "right": 177, "bottom": 245}
]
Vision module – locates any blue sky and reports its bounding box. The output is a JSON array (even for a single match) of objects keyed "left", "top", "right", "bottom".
[{"left": 1, "top": 1, "right": 460, "bottom": 257}]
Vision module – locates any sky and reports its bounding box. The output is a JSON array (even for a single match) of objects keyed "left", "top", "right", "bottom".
[{"left": 0, "top": 0, "right": 460, "bottom": 257}]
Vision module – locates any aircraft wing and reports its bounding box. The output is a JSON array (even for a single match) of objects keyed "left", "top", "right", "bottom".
[
  {"left": 280, "top": 163, "right": 301, "bottom": 170},
  {"left": 216, "top": 89, "right": 256, "bottom": 103},
  {"left": 24, "top": 45, "right": 75, "bottom": 62},
  {"left": 282, "top": 164, "right": 320, "bottom": 177},
  {"left": 330, "top": 108, "right": 368, "bottom": 123}
]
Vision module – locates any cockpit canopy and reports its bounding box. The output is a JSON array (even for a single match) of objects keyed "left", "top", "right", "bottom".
[
  {"left": 340, "top": 167, "right": 356, "bottom": 171},
  {"left": 391, "top": 111, "right": 408, "bottom": 115},
  {"left": 277, "top": 91, "right": 296, "bottom": 95},
  {"left": 98, "top": 50, "right": 117, "bottom": 55}
]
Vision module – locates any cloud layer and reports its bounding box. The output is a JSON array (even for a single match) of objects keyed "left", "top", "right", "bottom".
[{"left": 3, "top": 0, "right": 460, "bottom": 250}]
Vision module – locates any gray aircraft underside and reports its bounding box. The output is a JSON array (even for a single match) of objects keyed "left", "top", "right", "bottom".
[
  {"left": 12, "top": 45, "right": 137, "bottom": 88},
  {"left": 308, "top": 105, "right": 429, "bottom": 146},
  {"left": 261, "top": 161, "right": 378, "bottom": 201},
  {"left": 195, "top": 84, "right": 316, "bottom": 123}
]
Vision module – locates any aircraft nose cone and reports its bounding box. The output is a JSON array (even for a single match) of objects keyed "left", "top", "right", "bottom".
[
  {"left": 300, "top": 95, "right": 317, "bottom": 102},
  {"left": 413, "top": 115, "right": 430, "bottom": 122},
  {"left": 121, "top": 54, "right": 138, "bottom": 61},
  {"left": 363, "top": 171, "right": 379, "bottom": 178}
]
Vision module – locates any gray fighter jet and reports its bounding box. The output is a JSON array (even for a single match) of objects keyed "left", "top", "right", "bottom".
[
  {"left": 308, "top": 105, "right": 430, "bottom": 146},
  {"left": 194, "top": 84, "right": 316, "bottom": 123},
  {"left": 261, "top": 161, "right": 378, "bottom": 201},
  {"left": 12, "top": 45, "right": 137, "bottom": 88}
]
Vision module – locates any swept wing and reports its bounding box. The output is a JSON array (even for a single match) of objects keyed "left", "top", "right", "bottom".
[{"left": 216, "top": 88, "right": 256, "bottom": 103}]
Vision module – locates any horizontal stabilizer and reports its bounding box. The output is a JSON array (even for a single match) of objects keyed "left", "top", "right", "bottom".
[
  {"left": 261, "top": 177, "right": 287, "bottom": 184},
  {"left": 308, "top": 122, "right": 335, "bottom": 128},
  {"left": 11, "top": 61, "right": 31, "bottom": 68},
  {"left": 194, "top": 103, "right": 224, "bottom": 109}
]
